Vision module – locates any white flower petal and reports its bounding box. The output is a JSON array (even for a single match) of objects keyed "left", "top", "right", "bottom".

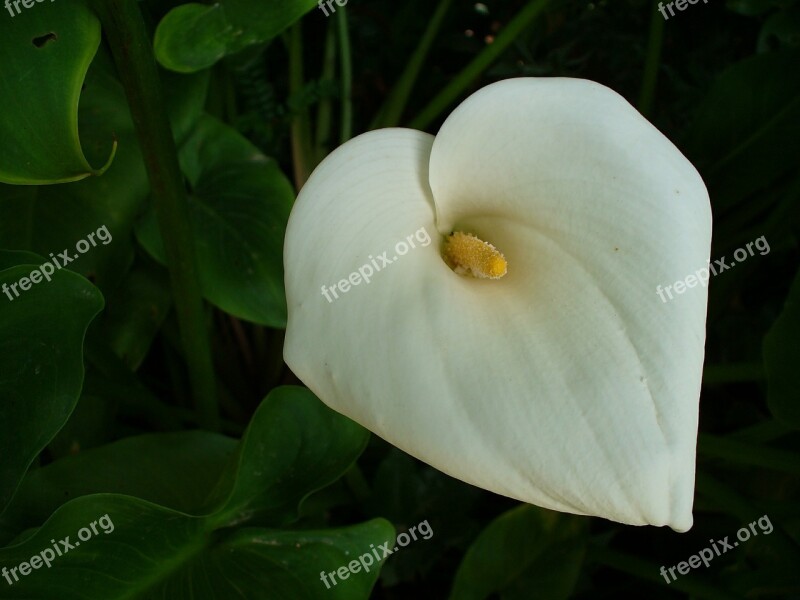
[{"left": 284, "top": 78, "right": 711, "bottom": 532}]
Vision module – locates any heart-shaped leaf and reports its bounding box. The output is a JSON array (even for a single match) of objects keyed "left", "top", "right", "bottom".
[
  {"left": 210, "top": 385, "right": 371, "bottom": 527},
  {"left": 449, "top": 505, "right": 587, "bottom": 600},
  {"left": 0, "top": 494, "right": 392, "bottom": 599},
  {"left": 0, "top": 251, "right": 103, "bottom": 514},
  {"left": 0, "top": 387, "right": 388, "bottom": 598},
  {"left": 0, "top": 49, "right": 209, "bottom": 296},
  {"left": 683, "top": 48, "right": 800, "bottom": 212},
  {"left": 0, "top": 0, "right": 109, "bottom": 183},
  {"left": 0, "top": 430, "right": 237, "bottom": 544},
  {"left": 154, "top": 0, "right": 317, "bottom": 73},
  {"left": 137, "top": 115, "right": 294, "bottom": 327}
]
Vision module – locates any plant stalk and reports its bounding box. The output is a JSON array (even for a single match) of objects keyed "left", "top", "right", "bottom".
[
  {"left": 638, "top": 1, "right": 665, "bottom": 117},
  {"left": 372, "top": 0, "right": 454, "bottom": 129},
  {"left": 337, "top": 7, "right": 354, "bottom": 144},
  {"left": 91, "top": 0, "right": 219, "bottom": 430},
  {"left": 409, "top": 0, "right": 552, "bottom": 130},
  {"left": 289, "top": 22, "right": 314, "bottom": 190}
]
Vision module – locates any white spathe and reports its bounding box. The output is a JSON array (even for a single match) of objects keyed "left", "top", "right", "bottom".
[{"left": 283, "top": 78, "right": 711, "bottom": 531}]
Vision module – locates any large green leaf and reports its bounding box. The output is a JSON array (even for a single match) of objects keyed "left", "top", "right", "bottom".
[
  {"left": 683, "top": 48, "right": 800, "bottom": 213},
  {"left": 154, "top": 0, "right": 317, "bottom": 73},
  {"left": 0, "top": 493, "right": 392, "bottom": 599},
  {"left": 0, "top": 0, "right": 108, "bottom": 183},
  {"left": 0, "top": 387, "right": 387, "bottom": 598},
  {"left": 198, "top": 524, "right": 394, "bottom": 599},
  {"left": 210, "top": 386, "right": 371, "bottom": 526},
  {"left": 449, "top": 505, "right": 587, "bottom": 600},
  {"left": 764, "top": 268, "right": 800, "bottom": 428},
  {"left": 0, "top": 50, "right": 210, "bottom": 296},
  {"left": 0, "top": 431, "right": 237, "bottom": 544},
  {"left": 137, "top": 115, "right": 294, "bottom": 327},
  {"left": 0, "top": 251, "right": 104, "bottom": 515}
]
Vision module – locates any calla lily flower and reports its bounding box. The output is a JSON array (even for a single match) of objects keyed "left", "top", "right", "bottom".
[{"left": 284, "top": 78, "right": 711, "bottom": 531}]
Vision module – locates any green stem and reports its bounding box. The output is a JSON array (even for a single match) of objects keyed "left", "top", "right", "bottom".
[
  {"left": 638, "top": 1, "right": 665, "bottom": 117},
  {"left": 315, "top": 21, "right": 338, "bottom": 163},
  {"left": 92, "top": 0, "right": 219, "bottom": 431},
  {"left": 702, "top": 362, "right": 764, "bottom": 385},
  {"left": 372, "top": 0, "right": 454, "bottom": 129},
  {"left": 409, "top": 0, "right": 553, "bottom": 131},
  {"left": 337, "top": 7, "right": 353, "bottom": 144},
  {"left": 289, "top": 23, "right": 313, "bottom": 190}
]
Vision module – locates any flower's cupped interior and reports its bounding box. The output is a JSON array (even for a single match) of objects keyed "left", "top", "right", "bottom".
[{"left": 442, "top": 231, "right": 507, "bottom": 279}]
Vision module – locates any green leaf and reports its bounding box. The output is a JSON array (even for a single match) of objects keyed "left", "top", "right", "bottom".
[
  {"left": 0, "top": 493, "right": 391, "bottom": 599},
  {"left": 0, "top": 49, "right": 210, "bottom": 295},
  {"left": 96, "top": 261, "right": 172, "bottom": 370},
  {"left": 211, "top": 385, "right": 371, "bottom": 527},
  {"left": 154, "top": 0, "right": 318, "bottom": 73},
  {"left": 45, "top": 374, "right": 119, "bottom": 460},
  {"left": 0, "top": 251, "right": 103, "bottom": 515},
  {"left": 0, "top": 0, "right": 109, "bottom": 183},
  {"left": 0, "top": 430, "right": 237, "bottom": 544},
  {"left": 683, "top": 48, "right": 800, "bottom": 213},
  {"left": 137, "top": 115, "right": 294, "bottom": 327},
  {"left": 0, "top": 251, "right": 41, "bottom": 271},
  {"left": 764, "top": 268, "right": 800, "bottom": 428},
  {"left": 0, "top": 387, "right": 385, "bottom": 598},
  {"left": 152, "top": 3, "right": 231, "bottom": 74},
  {"left": 164, "top": 523, "right": 394, "bottom": 599},
  {"left": 449, "top": 505, "right": 588, "bottom": 600}
]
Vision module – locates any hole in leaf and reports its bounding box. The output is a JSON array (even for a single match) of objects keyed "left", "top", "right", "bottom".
[{"left": 32, "top": 32, "right": 57, "bottom": 48}]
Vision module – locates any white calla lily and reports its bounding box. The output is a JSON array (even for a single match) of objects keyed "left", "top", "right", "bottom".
[{"left": 284, "top": 78, "right": 711, "bottom": 531}]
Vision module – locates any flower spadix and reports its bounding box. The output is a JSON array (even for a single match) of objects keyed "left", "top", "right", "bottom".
[
  {"left": 284, "top": 78, "right": 711, "bottom": 531},
  {"left": 443, "top": 232, "right": 508, "bottom": 279}
]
